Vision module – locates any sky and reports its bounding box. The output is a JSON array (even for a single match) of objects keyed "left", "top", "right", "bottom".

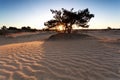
[{"left": 0, "top": 0, "right": 120, "bottom": 29}]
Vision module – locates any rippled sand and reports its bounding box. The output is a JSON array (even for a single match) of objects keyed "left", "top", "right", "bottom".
[{"left": 0, "top": 31, "right": 120, "bottom": 80}]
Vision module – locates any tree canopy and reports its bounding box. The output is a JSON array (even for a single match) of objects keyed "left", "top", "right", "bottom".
[{"left": 44, "top": 8, "right": 94, "bottom": 33}]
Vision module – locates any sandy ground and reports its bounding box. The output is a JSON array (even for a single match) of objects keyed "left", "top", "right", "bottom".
[{"left": 0, "top": 30, "right": 120, "bottom": 80}]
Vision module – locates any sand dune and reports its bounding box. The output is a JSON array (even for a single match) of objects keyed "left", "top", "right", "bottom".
[
  {"left": 0, "top": 32, "right": 54, "bottom": 45},
  {"left": 0, "top": 31, "right": 120, "bottom": 80}
]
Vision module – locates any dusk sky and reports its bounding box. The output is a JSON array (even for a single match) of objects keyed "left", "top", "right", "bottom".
[{"left": 0, "top": 0, "right": 120, "bottom": 29}]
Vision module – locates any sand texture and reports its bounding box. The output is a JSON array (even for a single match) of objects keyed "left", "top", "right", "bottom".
[{"left": 0, "top": 30, "right": 120, "bottom": 80}]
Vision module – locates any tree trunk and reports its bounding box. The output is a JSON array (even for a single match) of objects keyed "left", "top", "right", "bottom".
[
  {"left": 67, "top": 25, "right": 72, "bottom": 34},
  {"left": 64, "top": 24, "right": 68, "bottom": 33},
  {"left": 68, "top": 27, "right": 71, "bottom": 33},
  {"left": 64, "top": 24, "right": 72, "bottom": 34}
]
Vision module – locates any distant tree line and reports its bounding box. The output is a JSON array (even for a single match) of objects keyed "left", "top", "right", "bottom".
[{"left": 0, "top": 26, "right": 38, "bottom": 35}]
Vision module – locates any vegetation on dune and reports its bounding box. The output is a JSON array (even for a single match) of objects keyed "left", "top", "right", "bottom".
[{"left": 44, "top": 8, "right": 94, "bottom": 33}]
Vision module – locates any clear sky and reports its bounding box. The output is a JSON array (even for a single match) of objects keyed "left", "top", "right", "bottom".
[{"left": 0, "top": 0, "right": 120, "bottom": 29}]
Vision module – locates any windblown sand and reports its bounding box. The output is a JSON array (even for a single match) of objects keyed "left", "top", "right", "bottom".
[{"left": 0, "top": 31, "right": 120, "bottom": 80}]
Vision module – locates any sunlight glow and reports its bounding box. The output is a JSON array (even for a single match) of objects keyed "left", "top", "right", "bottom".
[{"left": 56, "top": 25, "right": 64, "bottom": 31}]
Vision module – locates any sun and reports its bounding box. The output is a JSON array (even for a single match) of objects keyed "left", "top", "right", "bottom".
[{"left": 56, "top": 25, "right": 64, "bottom": 31}]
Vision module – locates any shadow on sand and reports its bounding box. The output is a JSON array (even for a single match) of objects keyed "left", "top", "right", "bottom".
[{"left": 47, "top": 33, "right": 96, "bottom": 41}]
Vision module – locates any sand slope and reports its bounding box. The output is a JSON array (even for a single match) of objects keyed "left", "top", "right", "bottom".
[{"left": 0, "top": 31, "right": 120, "bottom": 80}]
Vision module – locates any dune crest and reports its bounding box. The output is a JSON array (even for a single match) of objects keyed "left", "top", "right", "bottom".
[{"left": 47, "top": 33, "right": 95, "bottom": 41}]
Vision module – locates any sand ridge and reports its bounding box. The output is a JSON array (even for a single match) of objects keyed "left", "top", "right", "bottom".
[{"left": 0, "top": 31, "right": 120, "bottom": 80}]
